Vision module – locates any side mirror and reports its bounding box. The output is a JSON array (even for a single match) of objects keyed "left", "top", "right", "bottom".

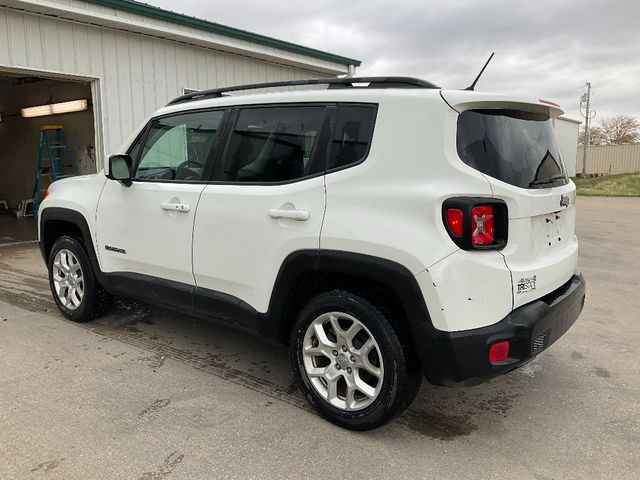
[{"left": 106, "top": 154, "right": 133, "bottom": 186}]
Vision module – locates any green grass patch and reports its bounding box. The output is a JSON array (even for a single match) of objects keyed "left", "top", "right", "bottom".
[{"left": 572, "top": 173, "right": 640, "bottom": 197}]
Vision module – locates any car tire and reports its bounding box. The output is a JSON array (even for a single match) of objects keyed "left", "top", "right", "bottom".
[
  {"left": 48, "top": 235, "right": 113, "bottom": 322},
  {"left": 290, "top": 290, "right": 421, "bottom": 430}
]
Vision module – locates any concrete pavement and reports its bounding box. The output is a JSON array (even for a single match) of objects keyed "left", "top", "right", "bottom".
[{"left": 0, "top": 196, "right": 638, "bottom": 479}]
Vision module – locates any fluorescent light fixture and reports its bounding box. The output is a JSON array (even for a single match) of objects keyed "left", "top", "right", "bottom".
[
  {"left": 21, "top": 99, "right": 88, "bottom": 118},
  {"left": 21, "top": 105, "right": 52, "bottom": 118}
]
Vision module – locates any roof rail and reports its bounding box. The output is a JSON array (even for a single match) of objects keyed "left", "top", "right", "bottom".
[{"left": 166, "top": 76, "right": 439, "bottom": 106}]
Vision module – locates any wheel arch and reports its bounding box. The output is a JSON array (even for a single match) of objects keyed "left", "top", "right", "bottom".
[
  {"left": 265, "top": 250, "right": 437, "bottom": 371},
  {"left": 39, "top": 207, "right": 101, "bottom": 275}
]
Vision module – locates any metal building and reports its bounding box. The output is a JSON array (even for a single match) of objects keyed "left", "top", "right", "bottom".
[
  {"left": 553, "top": 116, "right": 581, "bottom": 177},
  {"left": 0, "top": 0, "right": 360, "bottom": 210}
]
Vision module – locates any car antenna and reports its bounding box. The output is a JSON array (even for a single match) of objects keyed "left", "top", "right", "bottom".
[{"left": 464, "top": 52, "right": 495, "bottom": 91}]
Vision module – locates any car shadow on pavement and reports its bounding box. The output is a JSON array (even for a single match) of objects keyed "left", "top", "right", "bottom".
[{"left": 87, "top": 298, "right": 543, "bottom": 441}]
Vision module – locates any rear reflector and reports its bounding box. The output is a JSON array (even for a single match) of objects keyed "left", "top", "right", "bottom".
[
  {"left": 489, "top": 341, "right": 510, "bottom": 363},
  {"left": 446, "top": 208, "right": 464, "bottom": 236},
  {"left": 471, "top": 205, "right": 495, "bottom": 245}
]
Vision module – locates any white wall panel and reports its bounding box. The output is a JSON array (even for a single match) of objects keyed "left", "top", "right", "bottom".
[
  {"left": 41, "top": 16, "right": 60, "bottom": 70},
  {"left": 7, "top": 10, "right": 28, "bottom": 64},
  {"left": 71, "top": 20, "right": 90, "bottom": 72},
  {"left": 1, "top": 5, "right": 331, "bottom": 166},
  {"left": 0, "top": 10, "right": 10, "bottom": 62},
  {"left": 23, "top": 14, "right": 43, "bottom": 66},
  {"left": 553, "top": 117, "right": 581, "bottom": 177},
  {"left": 58, "top": 20, "right": 76, "bottom": 72}
]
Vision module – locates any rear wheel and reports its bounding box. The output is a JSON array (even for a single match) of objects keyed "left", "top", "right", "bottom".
[
  {"left": 48, "top": 236, "right": 113, "bottom": 321},
  {"left": 290, "top": 290, "right": 421, "bottom": 430}
]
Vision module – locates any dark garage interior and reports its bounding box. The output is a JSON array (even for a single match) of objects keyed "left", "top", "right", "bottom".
[{"left": 0, "top": 72, "right": 96, "bottom": 245}]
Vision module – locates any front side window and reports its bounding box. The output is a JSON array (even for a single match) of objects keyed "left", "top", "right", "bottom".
[
  {"left": 218, "top": 106, "right": 328, "bottom": 183},
  {"left": 134, "top": 110, "right": 224, "bottom": 181}
]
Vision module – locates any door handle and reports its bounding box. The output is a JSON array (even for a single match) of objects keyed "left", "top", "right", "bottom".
[
  {"left": 161, "top": 202, "right": 191, "bottom": 213},
  {"left": 269, "top": 208, "right": 310, "bottom": 221}
]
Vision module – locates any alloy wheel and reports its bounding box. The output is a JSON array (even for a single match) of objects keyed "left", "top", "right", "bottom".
[
  {"left": 302, "top": 311, "right": 384, "bottom": 411},
  {"left": 52, "top": 249, "right": 85, "bottom": 311}
]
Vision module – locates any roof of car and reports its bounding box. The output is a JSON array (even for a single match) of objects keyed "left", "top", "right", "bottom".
[{"left": 153, "top": 78, "right": 564, "bottom": 119}]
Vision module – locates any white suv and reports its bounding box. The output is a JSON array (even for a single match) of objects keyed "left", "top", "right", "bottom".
[{"left": 38, "top": 77, "right": 586, "bottom": 430}]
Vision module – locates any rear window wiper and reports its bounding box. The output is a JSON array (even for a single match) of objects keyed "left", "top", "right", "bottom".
[{"left": 529, "top": 174, "right": 567, "bottom": 187}]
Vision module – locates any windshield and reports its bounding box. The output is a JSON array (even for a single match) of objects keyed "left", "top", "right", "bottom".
[{"left": 457, "top": 109, "right": 568, "bottom": 189}]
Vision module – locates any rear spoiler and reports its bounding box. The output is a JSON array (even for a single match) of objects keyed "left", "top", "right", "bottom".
[{"left": 440, "top": 90, "right": 564, "bottom": 118}]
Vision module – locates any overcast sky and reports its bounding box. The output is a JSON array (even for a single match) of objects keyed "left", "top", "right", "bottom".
[{"left": 147, "top": 0, "right": 639, "bottom": 123}]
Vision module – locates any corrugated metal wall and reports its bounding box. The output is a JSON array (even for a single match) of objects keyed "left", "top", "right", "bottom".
[
  {"left": 576, "top": 144, "right": 640, "bottom": 175},
  {"left": 0, "top": 6, "right": 328, "bottom": 163}
]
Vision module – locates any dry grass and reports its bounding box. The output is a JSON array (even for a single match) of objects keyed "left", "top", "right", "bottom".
[{"left": 573, "top": 173, "right": 640, "bottom": 197}]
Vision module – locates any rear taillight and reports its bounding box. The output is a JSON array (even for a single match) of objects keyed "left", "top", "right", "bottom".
[
  {"left": 446, "top": 208, "right": 464, "bottom": 236},
  {"left": 471, "top": 205, "right": 494, "bottom": 245},
  {"left": 442, "top": 198, "right": 507, "bottom": 250}
]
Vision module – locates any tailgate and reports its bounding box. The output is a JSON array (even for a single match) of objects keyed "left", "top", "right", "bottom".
[
  {"left": 497, "top": 182, "right": 579, "bottom": 308},
  {"left": 443, "top": 90, "right": 579, "bottom": 308}
]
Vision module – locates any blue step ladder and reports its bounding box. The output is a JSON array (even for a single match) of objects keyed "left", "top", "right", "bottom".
[{"left": 33, "top": 125, "right": 77, "bottom": 215}]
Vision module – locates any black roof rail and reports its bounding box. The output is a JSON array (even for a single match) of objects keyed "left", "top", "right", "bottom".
[{"left": 166, "top": 76, "right": 439, "bottom": 106}]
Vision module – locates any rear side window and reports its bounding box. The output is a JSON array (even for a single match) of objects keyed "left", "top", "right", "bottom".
[
  {"left": 327, "top": 105, "right": 376, "bottom": 171},
  {"left": 218, "top": 106, "right": 329, "bottom": 183},
  {"left": 457, "top": 109, "right": 568, "bottom": 189}
]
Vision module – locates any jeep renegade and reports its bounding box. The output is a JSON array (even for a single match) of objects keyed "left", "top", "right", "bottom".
[{"left": 39, "top": 77, "right": 586, "bottom": 430}]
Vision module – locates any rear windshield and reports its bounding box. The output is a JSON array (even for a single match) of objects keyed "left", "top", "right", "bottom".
[{"left": 457, "top": 109, "right": 568, "bottom": 189}]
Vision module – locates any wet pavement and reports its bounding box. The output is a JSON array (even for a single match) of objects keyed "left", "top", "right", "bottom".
[
  {"left": 0, "top": 214, "right": 37, "bottom": 246},
  {"left": 0, "top": 196, "right": 638, "bottom": 479}
]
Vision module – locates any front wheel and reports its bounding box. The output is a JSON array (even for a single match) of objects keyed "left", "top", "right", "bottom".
[
  {"left": 290, "top": 290, "right": 421, "bottom": 430},
  {"left": 48, "top": 236, "right": 113, "bottom": 322}
]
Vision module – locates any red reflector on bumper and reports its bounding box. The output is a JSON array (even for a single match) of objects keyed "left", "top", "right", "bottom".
[{"left": 489, "top": 341, "right": 510, "bottom": 363}]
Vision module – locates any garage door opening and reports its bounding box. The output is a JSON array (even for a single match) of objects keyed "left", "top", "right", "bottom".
[{"left": 0, "top": 71, "right": 97, "bottom": 246}]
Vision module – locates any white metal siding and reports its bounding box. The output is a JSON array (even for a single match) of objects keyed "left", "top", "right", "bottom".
[
  {"left": 0, "top": 5, "right": 331, "bottom": 164},
  {"left": 577, "top": 144, "right": 640, "bottom": 175},
  {"left": 553, "top": 117, "right": 581, "bottom": 177},
  {"left": 5, "top": 0, "right": 351, "bottom": 74}
]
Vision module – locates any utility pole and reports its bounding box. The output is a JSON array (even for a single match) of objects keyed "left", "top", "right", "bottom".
[{"left": 580, "top": 82, "right": 594, "bottom": 176}]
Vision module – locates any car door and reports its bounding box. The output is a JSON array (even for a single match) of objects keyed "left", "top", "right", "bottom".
[
  {"left": 192, "top": 104, "right": 334, "bottom": 323},
  {"left": 96, "top": 109, "right": 227, "bottom": 307}
]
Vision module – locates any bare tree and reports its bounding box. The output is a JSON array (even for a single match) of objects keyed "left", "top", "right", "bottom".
[
  {"left": 578, "top": 126, "right": 606, "bottom": 146},
  {"left": 598, "top": 115, "right": 640, "bottom": 145}
]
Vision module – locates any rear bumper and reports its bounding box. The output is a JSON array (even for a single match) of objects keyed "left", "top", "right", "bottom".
[{"left": 421, "top": 272, "right": 586, "bottom": 386}]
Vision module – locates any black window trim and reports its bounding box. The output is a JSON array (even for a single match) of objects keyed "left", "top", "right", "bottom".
[
  {"left": 455, "top": 108, "right": 568, "bottom": 190},
  {"left": 123, "top": 101, "right": 379, "bottom": 187},
  {"left": 209, "top": 102, "right": 336, "bottom": 186},
  {"left": 208, "top": 101, "right": 379, "bottom": 186},
  {"left": 325, "top": 103, "right": 378, "bottom": 176},
  {"left": 125, "top": 106, "right": 231, "bottom": 185}
]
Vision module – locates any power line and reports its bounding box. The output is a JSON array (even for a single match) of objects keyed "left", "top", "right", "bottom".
[{"left": 589, "top": 87, "right": 602, "bottom": 124}]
